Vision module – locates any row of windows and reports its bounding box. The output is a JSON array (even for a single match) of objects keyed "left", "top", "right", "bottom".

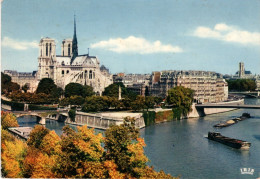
[
  {"left": 40, "top": 43, "right": 52, "bottom": 57},
  {"left": 61, "top": 70, "right": 95, "bottom": 79}
]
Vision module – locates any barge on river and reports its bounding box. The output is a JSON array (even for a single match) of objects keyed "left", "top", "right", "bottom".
[
  {"left": 207, "top": 132, "right": 251, "bottom": 149},
  {"left": 214, "top": 113, "right": 251, "bottom": 128}
]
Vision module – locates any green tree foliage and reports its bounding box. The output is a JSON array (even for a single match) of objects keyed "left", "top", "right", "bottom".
[
  {"left": 82, "top": 96, "right": 109, "bottom": 112},
  {"left": 36, "top": 78, "right": 57, "bottom": 95},
  {"left": 227, "top": 79, "right": 257, "bottom": 91},
  {"left": 103, "top": 82, "right": 125, "bottom": 98},
  {"left": 131, "top": 95, "right": 145, "bottom": 111},
  {"left": 166, "top": 86, "right": 194, "bottom": 119},
  {"left": 103, "top": 82, "right": 137, "bottom": 100},
  {"left": 68, "top": 109, "right": 76, "bottom": 122},
  {"left": 144, "top": 96, "right": 155, "bottom": 110},
  {"left": 1, "top": 72, "right": 20, "bottom": 94},
  {"left": 1, "top": 111, "right": 19, "bottom": 130},
  {"left": 65, "top": 83, "right": 94, "bottom": 98}
]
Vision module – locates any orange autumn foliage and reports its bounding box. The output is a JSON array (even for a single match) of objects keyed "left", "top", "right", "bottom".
[
  {"left": 1, "top": 113, "right": 177, "bottom": 178},
  {"left": 1, "top": 138, "right": 27, "bottom": 178},
  {"left": 104, "top": 160, "right": 126, "bottom": 179},
  {"left": 1, "top": 111, "right": 19, "bottom": 130},
  {"left": 40, "top": 130, "right": 61, "bottom": 155}
]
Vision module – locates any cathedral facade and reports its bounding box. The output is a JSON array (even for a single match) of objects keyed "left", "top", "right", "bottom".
[{"left": 37, "top": 17, "right": 112, "bottom": 94}]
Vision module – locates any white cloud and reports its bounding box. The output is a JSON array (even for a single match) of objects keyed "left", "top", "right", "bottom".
[
  {"left": 193, "top": 23, "right": 260, "bottom": 46},
  {"left": 2, "top": 37, "right": 38, "bottom": 50},
  {"left": 90, "top": 36, "right": 183, "bottom": 54}
]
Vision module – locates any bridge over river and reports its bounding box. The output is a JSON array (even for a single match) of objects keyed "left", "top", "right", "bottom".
[
  {"left": 195, "top": 104, "right": 260, "bottom": 116},
  {"left": 12, "top": 110, "right": 68, "bottom": 125}
]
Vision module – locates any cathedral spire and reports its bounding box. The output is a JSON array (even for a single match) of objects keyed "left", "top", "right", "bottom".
[{"left": 71, "top": 14, "right": 78, "bottom": 63}]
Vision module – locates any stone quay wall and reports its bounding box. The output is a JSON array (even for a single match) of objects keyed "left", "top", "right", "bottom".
[{"left": 66, "top": 112, "right": 145, "bottom": 130}]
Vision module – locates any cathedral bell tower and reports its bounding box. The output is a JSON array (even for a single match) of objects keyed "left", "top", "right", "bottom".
[
  {"left": 38, "top": 38, "right": 56, "bottom": 80},
  {"left": 71, "top": 15, "right": 78, "bottom": 63}
]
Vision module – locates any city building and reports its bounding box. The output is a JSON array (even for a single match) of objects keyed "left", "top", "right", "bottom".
[
  {"left": 234, "top": 62, "right": 254, "bottom": 79},
  {"left": 149, "top": 70, "right": 228, "bottom": 103},
  {"left": 3, "top": 70, "right": 38, "bottom": 93},
  {"left": 113, "top": 73, "right": 151, "bottom": 96},
  {"left": 5, "top": 17, "right": 112, "bottom": 94}
]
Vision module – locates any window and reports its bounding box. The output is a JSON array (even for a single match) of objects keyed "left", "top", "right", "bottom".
[
  {"left": 50, "top": 43, "right": 52, "bottom": 54},
  {"left": 62, "top": 70, "right": 64, "bottom": 77},
  {"left": 67, "top": 70, "right": 69, "bottom": 74},
  {"left": 46, "top": 43, "right": 48, "bottom": 56},
  {"left": 68, "top": 44, "right": 71, "bottom": 56},
  {"left": 89, "top": 70, "right": 92, "bottom": 79},
  {"left": 93, "top": 72, "right": 95, "bottom": 79},
  {"left": 84, "top": 70, "right": 88, "bottom": 79},
  {"left": 41, "top": 49, "right": 42, "bottom": 57}
]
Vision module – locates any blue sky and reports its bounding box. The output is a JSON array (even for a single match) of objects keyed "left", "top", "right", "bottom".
[{"left": 1, "top": 0, "right": 260, "bottom": 75}]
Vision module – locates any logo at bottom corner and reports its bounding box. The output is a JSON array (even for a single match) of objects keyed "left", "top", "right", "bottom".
[{"left": 240, "top": 168, "right": 254, "bottom": 175}]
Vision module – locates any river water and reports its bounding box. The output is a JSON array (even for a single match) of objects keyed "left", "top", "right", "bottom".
[{"left": 17, "top": 98, "right": 260, "bottom": 179}]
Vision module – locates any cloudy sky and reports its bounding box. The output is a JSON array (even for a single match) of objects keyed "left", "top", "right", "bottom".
[{"left": 1, "top": 0, "right": 260, "bottom": 74}]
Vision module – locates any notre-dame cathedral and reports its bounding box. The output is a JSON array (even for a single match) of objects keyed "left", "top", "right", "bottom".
[{"left": 5, "top": 17, "right": 112, "bottom": 95}]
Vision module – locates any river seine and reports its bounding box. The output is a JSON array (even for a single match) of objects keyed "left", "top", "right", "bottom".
[{"left": 17, "top": 98, "right": 260, "bottom": 179}]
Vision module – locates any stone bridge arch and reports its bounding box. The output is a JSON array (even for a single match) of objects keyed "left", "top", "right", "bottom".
[{"left": 15, "top": 113, "right": 46, "bottom": 125}]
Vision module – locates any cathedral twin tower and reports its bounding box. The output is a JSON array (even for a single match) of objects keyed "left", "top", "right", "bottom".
[{"left": 37, "top": 16, "right": 112, "bottom": 94}]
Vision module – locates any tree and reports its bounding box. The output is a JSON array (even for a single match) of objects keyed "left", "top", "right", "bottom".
[
  {"left": 144, "top": 96, "right": 155, "bottom": 110},
  {"left": 69, "top": 95, "right": 85, "bottom": 105},
  {"left": 54, "top": 125, "right": 105, "bottom": 178},
  {"left": 36, "top": 78, "right": 57, "bottom": 95},
  {"left": 1, "top": 72, "right": 20, "bottom": 94},
  {"left": 166, "top": 86, "right": 194, "bottom": 119},
  {"left": 131, "top": 95, "right": 145, "bottom": 111},
  {"left": 105, "top": 117, "right": 147, "bottom": 177},
  {"left": 1, "top": 111, "right": 19, "bottom": 130},
  {"left": 68, "top": 109, "right": 76, "bottom": 122},
  {"left": 65, "top": 83, "right": 94, "bottom": 98},
  {"left": 82, "top": 96, "right": 109, "bottom": 112},
  {"left": 227, "top": 79, "right": 257, "bottom": 91},
  {"left": 27, "top": 125, "right": 50, "bottom": 149},
  {"left": 22, "top": 84, "right": 29, "bottom": 93},
  {"left": 1, "top": 138, "right": 27, "bottom": 178}
]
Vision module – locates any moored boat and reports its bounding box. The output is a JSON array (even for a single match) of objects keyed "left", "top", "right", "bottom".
[
  {"left": 214, "top": 113, "right": 251, "bottom": 128},
  {"left": 207, "top": 132, "right": 251, "bottom": 149}
]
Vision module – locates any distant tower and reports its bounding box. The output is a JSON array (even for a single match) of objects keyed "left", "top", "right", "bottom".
[
  {"left": 118, "top": 86, "right": 122, "bottom": 100},
  {"left": 239, "top": 62, "right": 245, "bottom": 78},
  {"left": 71, "top": 15, "right": 78, "bottom": 63},
  {"left": 38, "top": 38, "right": 56, "bottom": 79},
  {"left": 61, "top": 39, "right": 72, "bottom": 57}
]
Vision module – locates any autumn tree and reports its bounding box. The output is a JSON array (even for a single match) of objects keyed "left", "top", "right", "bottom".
[
  {"left": 1, "top": 126, "right": 27, "bottom": 178},
  {"left": 54, "top": 125, "right": 105, "bottom": 178},
  {"left": 104, "top": 117, "right": 142, "bottom": 176},
  {"left": 1, "top": 111, "right": 19, "bottom": 130},
  {"left": 27, "top": 125, "right": 50, "bottom": 149}
]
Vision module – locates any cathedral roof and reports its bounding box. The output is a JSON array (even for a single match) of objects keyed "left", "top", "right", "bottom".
[
  {"left": 71, "top": 55, "right": 100, "bottom": 66},
  {"left": 55, "top": 55, "right": 100, "bottom": 67}
]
